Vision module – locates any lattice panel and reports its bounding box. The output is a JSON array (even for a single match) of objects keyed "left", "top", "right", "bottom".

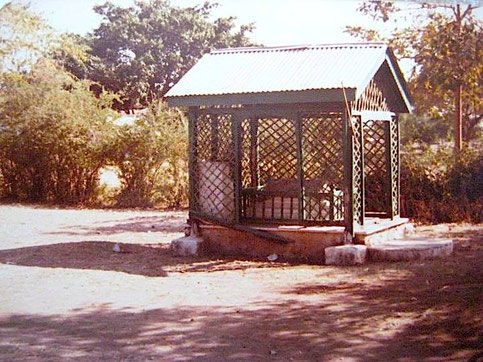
[
  {"left": 195, "top": 114, "right": 213, "bottom": 162},
  {"left": 302, "top": 114, "right": 344, "bottom": 221},
  {"left": 257, "top": 118, "right": 298, "bottom": 184},
  {"left": 353, "top": 79, "right": 390, "bottom": 112},
  {"left": 390, "top": 118, "right": 399, "bottom": 216},
  {"left": 363, "top": 120, "right": 388, "bottom": 212},
  {"left": 193, "top": 113, "right": 235, "bottom": 220},
  {"left": 351, "top": 115, "right": 364, "bottom": 225}
]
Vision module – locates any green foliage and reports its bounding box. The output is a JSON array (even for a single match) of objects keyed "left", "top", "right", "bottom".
[
  {"left": 0, "top": 60, "right": 116, "bottom": 204},
  {"left": 108, "top": 102, "right": 188, "bottom": 207},
  {"left": 0, "top": 2, "right": 52, "bottom": 72},
  {"left": 400, "top": 113, "right": 452, "bottom": 145},
  {"left": 346, "top": 2, "right": 482, "bottom": 144},
  {"left": 62, "top": 0, "right": 254, "bottom": 111},
  {"left": 400, "top": 145, "right": 482, "bottom": 223}
]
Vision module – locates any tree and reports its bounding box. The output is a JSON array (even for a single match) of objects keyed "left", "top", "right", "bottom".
[
  {"left": 0, "top": 1, "right": 52, "bottom": 72},
  {"left": 346, "top": 1, "right": 482, "bottom": 150},
  {"left": 63, "top": 0, "right": 254, "bottom": 112}
]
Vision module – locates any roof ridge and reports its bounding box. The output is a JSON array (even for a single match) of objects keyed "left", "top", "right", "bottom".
[{"left": 211, "top": 42, "right": 388, "bottom": 54}]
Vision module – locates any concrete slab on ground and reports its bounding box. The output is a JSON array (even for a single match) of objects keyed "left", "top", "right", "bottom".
[
  {"left": 171, "top": 235, "right": 204, "bottom": 256},
  {"left": 367, "top": 238, "right": 453, "bottom": 262},
  {"left": 325, "top": 245, "right": 367, "bottom": 266}
]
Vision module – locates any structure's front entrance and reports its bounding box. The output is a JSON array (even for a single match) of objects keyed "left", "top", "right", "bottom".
[
  {"left": 240, "top": 113, "right": 345, "bottom": 226},
  {"left": 350, "top": 112, "right": 400, "bottom": 224}
]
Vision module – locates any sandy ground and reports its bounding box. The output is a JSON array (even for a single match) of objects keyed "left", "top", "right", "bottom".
[{"left": 0, "top": 204, "right": 481, "bottom": 361}]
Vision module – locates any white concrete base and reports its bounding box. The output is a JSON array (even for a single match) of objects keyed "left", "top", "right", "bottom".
[
  {"left": 325, "top": 245, "right": 367, "bottom": 266},
  {"left": 368, "top": 238, "right": 453, "bottom": 262},
  {"left": 170, "top": 235, "right": 204, "bottom": 256}
]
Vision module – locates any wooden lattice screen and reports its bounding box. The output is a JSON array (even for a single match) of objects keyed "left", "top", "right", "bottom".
[
  {"left": 191, "top": 112, "right": 235, "bottom": 221},
  {"left": 389, "top": 117, "right": 400, "bottom": 217},
  {"left": 241, "top": 118, "right": 300, "bottom": 222},
  {"left": 189, "top": 105, "right": 399, "bottom": 229},
  {"left": 363, "top": 119, "right": 388, "bottom": 214},
  {"left": 353, "top": 79, "right": 390, "bottom": 112},
  {"left": 302, "top": 114, "right": 344, "bottom": 222},
  {"left": 351, "top": 115, "right": 364, "bottom": 225}
]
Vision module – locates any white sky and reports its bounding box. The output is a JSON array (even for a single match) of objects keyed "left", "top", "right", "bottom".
[
  {"left": 3, "top": 0, "right": 405, "bottom": 44},
  {"left": 1, "top": 0, "right": 481, "bottom": 76}
]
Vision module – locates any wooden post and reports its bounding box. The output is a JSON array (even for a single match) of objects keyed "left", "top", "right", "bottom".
[
  {"left": 295, "top": 114, "right": 305, "bottom": 222},
  {"left": 250, "top": 118, "right": 259, "bottom": 187},
  {"left": 385, "top": 120, "right": 394, "bottom": 219},
  {"left": 343, "top": 109, "right": 354, "bottom": 239},
  {"left": 232, "top": 115, "right": 242, "bottom": 223},
  {"left": 396, "top": 115, "right": 400, "bottom": 216},
  {"left": 359, "top": 115, "right": 365, "bottom": 225},
  {"left": 188, "top": 107, "right": 198, "bottom": 216}
]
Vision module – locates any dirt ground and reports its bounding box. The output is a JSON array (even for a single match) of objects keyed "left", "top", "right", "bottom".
[{"left": 0, "top": 204, "right": 481, "bottom": 361}]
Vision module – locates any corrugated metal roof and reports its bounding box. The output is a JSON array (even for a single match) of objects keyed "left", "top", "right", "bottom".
[{"left": 165, "top": 43, "right": 388, "bottom": 98}]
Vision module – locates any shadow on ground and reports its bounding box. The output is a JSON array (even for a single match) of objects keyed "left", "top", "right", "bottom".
[
  {"left": 0, "top": 224, "right": 481, "bottom": 360},
  {"left": 0, "top": 241, "right": 288, "bottom": 277},
  {"left": 1, "top": 249, "right": 481, "bottom": 361},
  {"left": 45, "top": 215, "right": 186, "bottom": 236}
]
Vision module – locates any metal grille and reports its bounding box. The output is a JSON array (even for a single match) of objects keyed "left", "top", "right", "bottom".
[
  {"left": 351, "top": 115, "right": 364, "bottom": 225},
  {"left": 194, "top": 113, "right": 235, "bottom": 221},
  {"left": 302, "top": 114, "right": 344, "bottom": 222},
  {"left": 363, "top": 120, "right": 388, "bottom": 213}
]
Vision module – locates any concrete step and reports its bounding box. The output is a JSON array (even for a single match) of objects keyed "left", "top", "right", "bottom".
[{"left": 367, "top": 237, "right": 453, "bottom": 262}]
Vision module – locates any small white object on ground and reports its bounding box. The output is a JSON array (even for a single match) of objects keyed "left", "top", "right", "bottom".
[
  {"left": 267, "top": 253, "right": 278, "bottom": 262},
  {"left": 113, "top": 243, "right": 121, "bottom": 253}
]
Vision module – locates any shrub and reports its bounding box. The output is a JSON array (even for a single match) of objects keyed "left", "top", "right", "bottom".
[
  {"left": 109, "top": 102, "right": 188, "bottom": 208},
  {"left": 0, "top": 60, "right": 116, "bottom": 204},
  {"left": 400, "top": 145, "right": 482, "bottom": 223}
]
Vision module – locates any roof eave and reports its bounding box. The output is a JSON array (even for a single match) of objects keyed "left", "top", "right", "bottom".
[
  {"left": 385, "top": 49, "right": 413, "bottom": 113},
  {"left": 165, "top": 88, "right": 357, "bottom": 108}
]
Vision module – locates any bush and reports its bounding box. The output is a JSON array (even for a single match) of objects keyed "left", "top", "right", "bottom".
[
  {"left": 109, "top": 102, "right": 188, "bottom": 208},
  {"left": 400, "top": 145, "right": 482, "bottom": 223},
  {"left": 0, "top": 60, "right": 116, "bottom": 204}
]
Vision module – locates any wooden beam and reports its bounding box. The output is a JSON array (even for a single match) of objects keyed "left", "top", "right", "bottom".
[
  {"left": 166, "top": 89, "right": 356, "bottom": 107},
  {"left": 359, "top": 115, "right": 365, "bottom": 225},
  {"left": 396, "top": 115, "right": 401, "bottom": 216},
  {"left": 385, "top": 120, "right": 394, "bottom": 219},
  {"left": 188, "top": 107, "right": 198, "bottom": 213},
  {"left": 191, "top": 212, "right": 295, "bottom": 244},
  {"left": 295, "top": 114, "right": 305, "bottom": 222},
  {"left": 232, "top": 115, "right": 242, "bottom": 224},
  {"left": 343, "top": 109, "right": 354, "bottom": 238}
]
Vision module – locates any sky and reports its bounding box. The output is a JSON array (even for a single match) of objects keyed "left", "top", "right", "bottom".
[
  {"left": 1, "top": 0, "right": 481, "bottom": 76},
  {"left": 3, "top": 0, "right": 405, "bottom": 45}
]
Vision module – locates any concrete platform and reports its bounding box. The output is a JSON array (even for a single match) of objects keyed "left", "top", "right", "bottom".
[
  {"left": 367, "top": 238, "right": 453, "bottom": 262},
  {"left": 196, "top": 217, "right": 454, "bottom": 264},
  {"left": 197, "top": 217, "right": 413, "bottom": 263}
]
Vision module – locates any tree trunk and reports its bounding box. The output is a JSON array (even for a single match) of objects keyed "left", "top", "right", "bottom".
[{"left": 455, "top": 83, "right": 463, "bottom": 153}]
